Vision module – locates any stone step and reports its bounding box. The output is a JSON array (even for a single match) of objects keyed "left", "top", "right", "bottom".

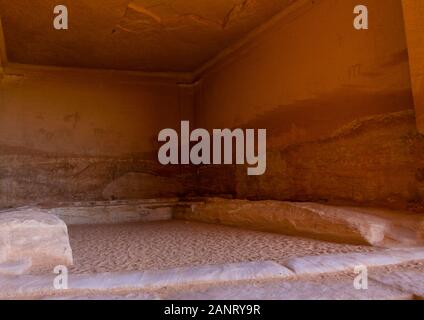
[
  {"left": 3, "top": 247, "right": 424, "bottom": 299},
  {"left": 0, "top": 261, "right": 293, "bottom": 299},
  {"left": 44, "top": 267, "right": 424, "bottom": 300},
  {"left": 44, "top": 292, "right": 160, "bottom": 300},
  {"left": 162, "top": 277, "right": 412, "bottom": 300},
  {"left": 0, "top": 248, "right": 424, "bottom": 299},
  {"left": 284, "top": 247, "right": 424, "bottom": 276},
  {"left": 371, "top": 271, "right": 424, "bottom": 299}
]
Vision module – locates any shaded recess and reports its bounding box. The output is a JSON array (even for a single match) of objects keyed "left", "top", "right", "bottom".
[{"left": 0, "top": 0, "right": 423, "bottom": 212}]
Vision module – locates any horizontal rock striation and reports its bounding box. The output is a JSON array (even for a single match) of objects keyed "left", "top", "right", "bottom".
[
  {"left": 0, "top": 146, "right": 196, "bottom": 208},
  {"left": 41, "top": 199, "right": 178, "bottom": 225},
  {"left": 233, "top": 111, "right": 424, "bottom": 211}
]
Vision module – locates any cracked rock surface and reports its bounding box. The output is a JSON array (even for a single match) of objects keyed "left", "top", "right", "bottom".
[{"left": 0, "top": 0, "right": 296, "bottom": 72}]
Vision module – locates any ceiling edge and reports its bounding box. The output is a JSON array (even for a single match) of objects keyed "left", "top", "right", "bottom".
[
  {"left": 192, "top": 0, "right": 313, "bottom": 82},
  {"left": 1, "top": 0, "right": 313, "bottom": 85}
]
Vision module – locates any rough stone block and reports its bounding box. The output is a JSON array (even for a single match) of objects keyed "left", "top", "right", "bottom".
[{"left": 0, "top": 209, "right": 73, "bottom": 271}]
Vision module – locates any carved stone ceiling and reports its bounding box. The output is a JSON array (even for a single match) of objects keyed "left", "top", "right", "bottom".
[{"left": 0, "top": 0, "right": 295, "bottom": 72}]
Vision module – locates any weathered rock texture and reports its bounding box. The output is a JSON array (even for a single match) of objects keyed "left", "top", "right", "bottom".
[
  {"left": 1, "top": 0, "right": 424, "bottom": 215},
  {"left": 0, "top": 64, "right": 196, "bottom": 208},
  {"left": 0, "top": 209, "right": 73, "bottom": 272},
  {"left": 193, "top": 0, "right": 424, "bottom": 211},
  {"left": 0, "top": 0, "right": 295, "bottom": 72},
  {"left": 235, "top": 111, "right": 424, "bottom": 210},
  {"left": 196, "top": 0, "right": 412, "bottom": 145},
  {"left": 402, "top": 0, "right": 424, "bottom": 134},
  {"left": 372, "top": 271, "right": 424, "bottom": 299},
  {"left": 42, "top": 199, "right": 177, "bottom": 225},
  {"left": 0, "top": 146, "right": 195, "bottom": 208},
  {"left": 284, "top": 248, "right": 424, "bottom": 275},
  {"left": 0, "top": 259, "right": 32, "bottom": 275},
  {"left": 164, "top": 277, "right": 411, "bottom": 300},
  {"left": 3, "top": 250, "right": 424, "bottom": 299},
  {"left": 195, "top": 111, "right": 424, "bottom": 210},
  {"left": 0, "top": 261, "right": 292, "bottom": 299},
  {"left": 174, "top": 198, "right": 424, "bottom": 246}
]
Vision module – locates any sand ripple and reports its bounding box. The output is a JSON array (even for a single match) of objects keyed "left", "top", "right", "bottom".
[{"left": 68, "top": 220, "right": 376, "bottom": 274}]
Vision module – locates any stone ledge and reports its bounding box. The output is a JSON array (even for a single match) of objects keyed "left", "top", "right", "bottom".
[
  {"left": 163, "top": 278, "right": 411, "bottom": 300},
  {"left": 0, "top": 261, "right": 293, "bottom": 299},
  {"left": 284, "top": 248, "right": 424, "bottom": 276},
  {"left": 3, "top": 249, "right": 424, "bottom": 299},
  {"left": 0, "top": 199, "right": 187, "bottom": 225},
  {"left": 0, "top": 259, "right": 32, "bottom": 276},
  {"left": 46, "top": 203, "right": 173, "bottom": 225},
  {"left": 371, "top": 271, "right": 424, "bottom": 299},
  {"left": 44, "top": 292, "right": 160, "bottom": 300},
  {"left": 175, "top": 198, "right": 424, "bottom": 246}
]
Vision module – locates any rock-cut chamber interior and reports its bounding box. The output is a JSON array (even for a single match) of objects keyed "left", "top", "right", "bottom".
[{"left": 0, "top": 0, "right": 424, "bottom": 300}]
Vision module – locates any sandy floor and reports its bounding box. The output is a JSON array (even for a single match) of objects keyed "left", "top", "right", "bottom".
[{"left": 68, "top": 220, "right": 376, "bottom": 274}]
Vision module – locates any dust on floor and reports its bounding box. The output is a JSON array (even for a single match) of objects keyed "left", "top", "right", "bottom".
[{"left": 68, "top": 220, "right": 376, "bottom": 274}]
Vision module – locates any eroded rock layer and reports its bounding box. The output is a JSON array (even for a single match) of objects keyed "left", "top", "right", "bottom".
[
  {"left": 0, "top": 147, "right": 195, "bottom": 208},
  {"left": 231, "top": 111, "right": 424, "bottom": 211},
  {"left": 174, "top": 198, "right": 424, "bottom": 246}
]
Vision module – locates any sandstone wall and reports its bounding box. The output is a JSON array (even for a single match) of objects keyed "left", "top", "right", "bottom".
[
  {"left": 193, "top": 0, "right": 424, "bottom": 210},
  {"left": 1, "top": 0, "right": 422, "bottom": 211},
  {"left": 402, "top": 0, "right": 424, "bottom": 134},
  {"left": 0, "top": 67, "right": 195, "bottom": 208},
  {"left": 236, "top": 111, "right": 424, "bottom": 210}
]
